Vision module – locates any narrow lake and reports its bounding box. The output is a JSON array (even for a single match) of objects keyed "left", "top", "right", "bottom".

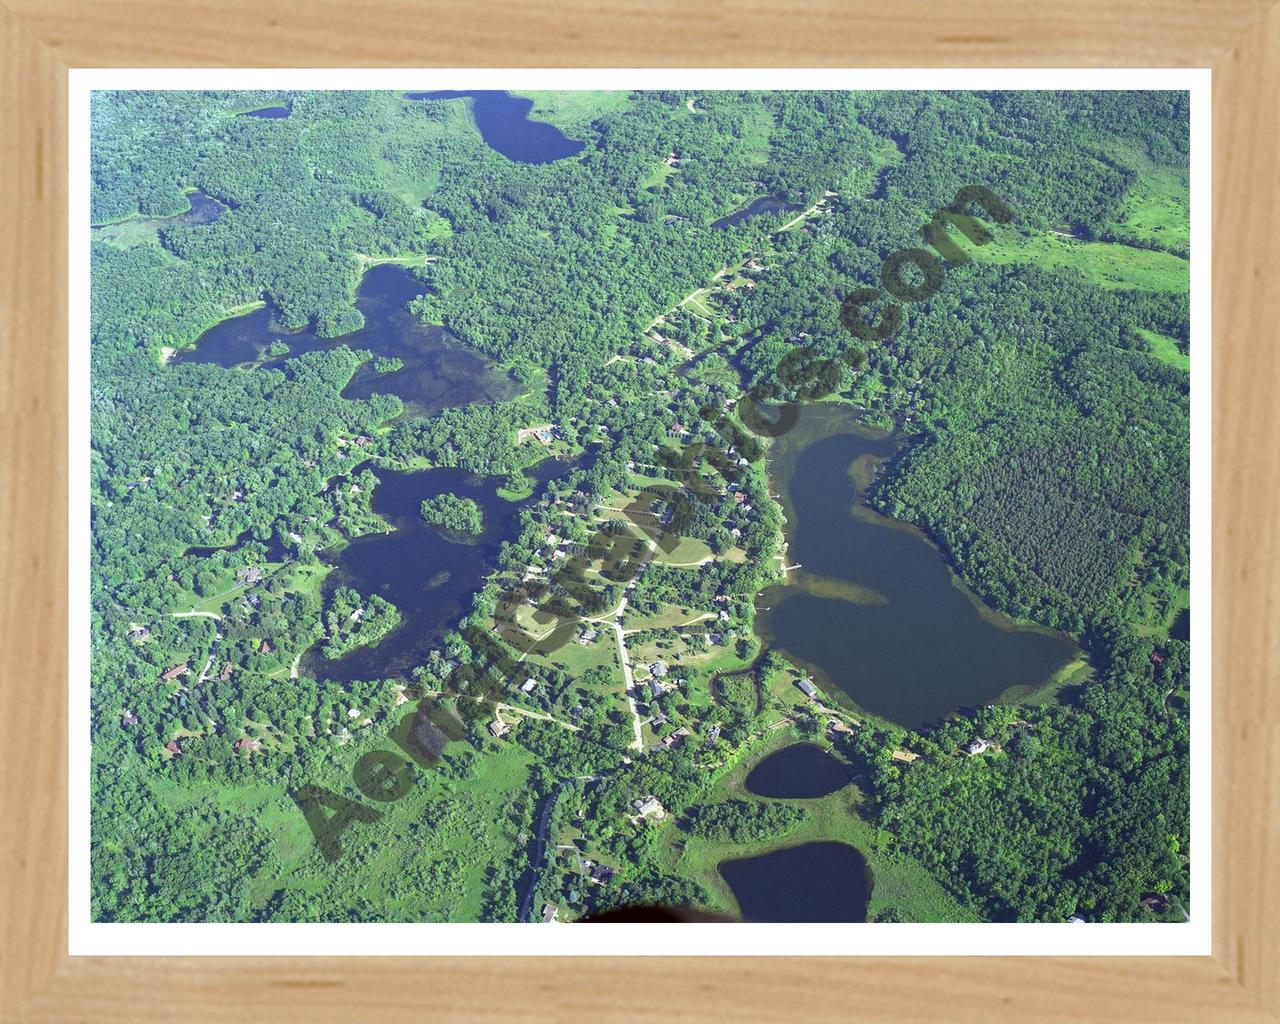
[
  {"left": 744, "top": 743, "right": 852, "bottom": 799},
  {"left": 755, "top": 404, "right": 1077, "bottom": 728},
  {"left": 306, "top": 458, "right": 575, "bottom": 684},
  {"left": 405, "top": 90, "right": 585, "bottom": 164},
  {"left": 712, "top": 195, "right": 802, "bottom": 230},
  {"left": 241, "top": 105, "right": 291, "bottom": 119},
  {"left": 173, "top": 264, "right": 521, "bottom": 419},
  {"left": 719, "top": 842, "right": 871, "bottom": 922}
]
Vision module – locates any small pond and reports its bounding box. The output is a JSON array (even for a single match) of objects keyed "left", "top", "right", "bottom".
[
  {"left": 744, "top": 743, "right": 852, "bottom": 799},
  {"left": 712, "top": 195, "right": 802, "bottom": 230},
  {"left": 719, "top": 841, "right": 872, "bottom": 922}
]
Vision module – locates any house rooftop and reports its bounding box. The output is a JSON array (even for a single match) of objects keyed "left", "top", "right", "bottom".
[{"left": 633, "top": 795, "right": 666, "bottom": 819}]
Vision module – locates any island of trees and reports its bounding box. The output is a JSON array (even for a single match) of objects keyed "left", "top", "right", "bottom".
[{"left": 420, "top": 493, "right": 483, "bottom": 536}]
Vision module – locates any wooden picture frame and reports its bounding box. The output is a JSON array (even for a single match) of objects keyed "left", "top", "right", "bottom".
[{"left": 2, "top": 2, "right": 1275, "bottom": 1019}]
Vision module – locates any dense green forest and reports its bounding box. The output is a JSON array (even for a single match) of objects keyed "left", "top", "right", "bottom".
[
  {"left": 420, "top": 493, "right": 484, "bottom": 535},
  {"left": 90, "top": 88, "right": 1190, "bottom": 926}
]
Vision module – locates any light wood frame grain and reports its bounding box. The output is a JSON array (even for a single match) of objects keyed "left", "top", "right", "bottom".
[{"left": 2, "top": 3, "right": 1276, "bottom": 1020}]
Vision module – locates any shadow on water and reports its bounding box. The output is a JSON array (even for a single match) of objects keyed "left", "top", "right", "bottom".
[
  {"left": 183, "top": 527, "right": 287, "bottom": 563},
  {"left": 173, "top": 264, "right": 521, "bottom": 419},
  {"left": 305, "top": 457, "right": 577, "bottom": 684},
  {"left": 719, "top": 842, "right": 872, "bottom": 922},
  {"left": 755, "top": 404, "right": 1078, "bottom": 729},
  {"left": 405, "top": 90, "right": 585, "bottom": 165}
]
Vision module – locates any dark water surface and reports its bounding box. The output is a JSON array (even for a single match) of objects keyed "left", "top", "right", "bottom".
[
  {"left": 720, "top": 842, "right": 871, "bottom": 922},
  {"left": 93, "top": 188, "right": 225, "bottom": 232},
  {"left": 711, "top": 195, "right": 802, "bottom": 230},
  {"left": 242, "top": 105, "right": 291, "bottom": 119},
  {"left": 184, "top": 528, "right": 286, "bottom": 563},
  {"left": 756, "top": 405, "right": 1077, "bottom": 728},
  {"left": 174, "top": 264, "right": 520, "bottom": 419},
  {"left": 306, "top": 458, "right": 575, "bottom": 684},
  {"left": 406, "top": 90, "right": 585, "bottom": 164},
  {"left": 744, "top": 743, "right": 852, "bottom": 799}
]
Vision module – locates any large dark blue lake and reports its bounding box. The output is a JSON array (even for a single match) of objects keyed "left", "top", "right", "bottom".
[
  {"left": 755, "top": 404, "right": 1077, "bottom": 729},
  {"left": 405, "top": 90, "right": 585, "bottom": 164}
]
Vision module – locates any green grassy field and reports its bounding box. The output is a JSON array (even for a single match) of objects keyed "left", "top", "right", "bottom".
[
  {"left": 161, "top": 726, "right": 541, "bottom": 921},
  {"left": 168, "top": 571, "right": 249, "bottom": 616},
  {"left": 92, "top": 217, "right": 170, "bottom": 249},
  {"left": 1113, "top": 167, "right": 1190, "bottom": 252},
  {"left": 640, "top": 162, "right": 677, "bottom": 191},
  {"left": 514, "top": 90, "right": 633, "bottom": 132},
  {"left": 1132, "top": 586, "right": 1191, "bottom": 640},
  {"left": 737, "top": 103, "right": 775, "bottom": 167},
  {"left": 623, "top": 606, "right": 712, "bottom": 631},
  {"left": 524, "top": 630, "right": 619, "bottom": 679},
  {"left": 956, "top": 223, "right": 1189, "bottom": 292},
  {"left": 681, "top": 290, "right": 718, "bottom": 319},
  {"left": 651, "top": 536, "right": 715, "bottom": 565},
  {"left": 1135, "top": 327, "right": 1190, "bottom": 371},
  {"left": 1102, "top": 141, "right": 1190, "bottom": 253}
]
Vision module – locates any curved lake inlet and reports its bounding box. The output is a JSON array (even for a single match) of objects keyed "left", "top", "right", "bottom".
[
  {"left": 711, "top": 195, "right": 802, "bottom": 230},
  {"left": 744, "top": 743, "right": 853, "bottom": 799},
  {"left": 405, "top": 90, "right": 585, "bottom": 165},
  {"left": 306, "top": 458, "right": 575, "bottom": 684},
  {"left": 755, "top": 404, "right": 1078, "bottom": 728},
  {"left": 92, "top": 188, "right": 226, "bottom": 237},
  {"left": 173, "top": 264, "right": 521, "bottom": 419},
  {"left": 719, "top": 841, "right": 871, "bottom": 922}
]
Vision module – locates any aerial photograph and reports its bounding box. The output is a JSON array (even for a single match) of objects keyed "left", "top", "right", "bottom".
[{"left": 89, "top": 88, "right": 1191, "bottom": 925}]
